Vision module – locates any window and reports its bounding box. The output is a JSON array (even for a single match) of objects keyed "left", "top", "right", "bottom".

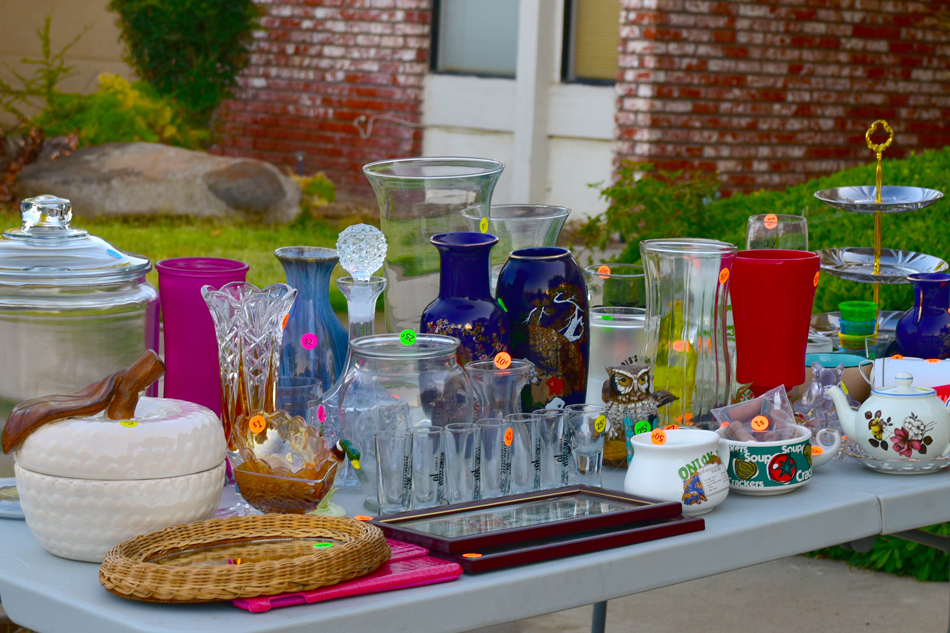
[
  {"left": 432, "top": 0, "right": 520, "bottom": 77},
  {"left": 562, "top": 0, "right": 620, "bottom": 84}
]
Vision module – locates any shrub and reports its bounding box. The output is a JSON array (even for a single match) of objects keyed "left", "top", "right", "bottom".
[
  {"left": 583, "top": 148, "right": 950, "bottom": 313},
  {"left": 33, "top": 74, "right": 207, "bottom": 149},
  {"left": 109, "top": 0, "right": 261, "bottom": 122}
]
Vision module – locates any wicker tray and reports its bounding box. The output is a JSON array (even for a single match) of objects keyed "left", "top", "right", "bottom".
[{"left": 99, "top": 514, "right": 390, "bottom": 603}]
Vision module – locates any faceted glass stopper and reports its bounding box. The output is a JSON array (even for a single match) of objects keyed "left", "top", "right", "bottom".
[{"left": 337, "top": 223, "right": 387, "bottom": 281}]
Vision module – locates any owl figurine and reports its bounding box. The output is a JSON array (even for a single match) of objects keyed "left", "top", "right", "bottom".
[{"left": 602, "top": 364, "right": 679, "bottom": 446}]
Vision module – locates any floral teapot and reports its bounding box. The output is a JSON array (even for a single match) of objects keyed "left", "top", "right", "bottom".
[{"left": 827, "top": 372, "right": 950, "bottom": 460}]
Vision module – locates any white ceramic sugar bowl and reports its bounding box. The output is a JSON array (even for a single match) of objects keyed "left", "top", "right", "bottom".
[{"left": 14, "top": 397, "right": 226, "bottom": 562}]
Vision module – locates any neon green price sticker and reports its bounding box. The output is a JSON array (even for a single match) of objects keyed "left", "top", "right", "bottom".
[
  {"left": 479, "top": 217, "right": 489, "bottom": 233},
  {"left": 313, "top": 542, "right": 333, "bottom": 548},
  {"left": 601, "top": 315, "right": 613, "bottom": 321},
  {"left": 594, "top": 415, "right": 607, "bottom": 434},
  {"left": 399, "top": 329, "right": 417, "bottom": 346},
  {"left": 498, "top": 298, "right": 507, "bottom": 312},
  {"left": 634, "top": 420, "right": 652, "bottom": 435}
]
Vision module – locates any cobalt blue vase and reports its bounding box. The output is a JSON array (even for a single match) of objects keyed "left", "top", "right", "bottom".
[
  {"left": 496, "top": 247, "right": 590, "bottom": 410},
  {"left": 275, "top": 246, "right": 349, "bottom": 389},
  {"left": 896, "top": 272, "right": 950, "bottom": 359},
  {"left": 421, "top": 232, "right": 509, "bottom": 365}
]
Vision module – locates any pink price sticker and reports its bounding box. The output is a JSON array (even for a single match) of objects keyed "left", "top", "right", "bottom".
[
  {"left": 300, "top": 333, "right": 318, "bottom": 350},
  {"left": 317, "top": 404, "right": 327, "bottom": 424}
]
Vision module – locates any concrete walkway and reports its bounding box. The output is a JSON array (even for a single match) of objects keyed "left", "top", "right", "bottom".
[{"left": 469, "top": 556, "right": 948, "bottom": 633}]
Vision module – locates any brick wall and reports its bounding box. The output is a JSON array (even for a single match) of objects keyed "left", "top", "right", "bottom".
[
  {"left": 616, "top": 0, "right": 950, "bottom": 194},
  {"left": 213, "top": 0, "right": 431, "bottom": 195}
]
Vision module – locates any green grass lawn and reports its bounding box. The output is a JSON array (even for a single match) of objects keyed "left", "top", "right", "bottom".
[{"left": 0, "top": 209, "right": 352, "bottom": 312}]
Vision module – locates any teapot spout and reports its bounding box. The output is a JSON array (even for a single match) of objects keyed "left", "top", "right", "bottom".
[{"left": 827, "top": 385, "right": 857, "bottom": 437}]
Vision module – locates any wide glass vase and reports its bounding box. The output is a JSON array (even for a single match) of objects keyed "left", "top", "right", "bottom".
[
  {"left": 338, "top": 333, "right": 476, "bottom": 510},
  {"left": 640, "top": 239, "right": 737, "bottom": 428},
  {"left": 462, "top": 204, "right": 570, "bottom": 292},
  {"left": 363, "top": 157, "right": 505, "bottom": 333}
]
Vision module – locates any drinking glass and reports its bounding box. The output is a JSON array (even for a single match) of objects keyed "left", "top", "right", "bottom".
[
  {"left": 565, "top": 404, "right": 609, "bottom": 487},
  {"left": 586, "top": 307, "right": 647, "bottom": 407},
  {"left": 476, "top": 419, "right": 512, "bottom": 498},
  {"left": 276, "top": 377, "right": 323, "bottom": 423},
  {"left": 411, "top": 426, "right": 446, "bottom": 509},
  {"left": 865, "top": 336, "right": 895, "bottom": 388},
  {"left": 375, "top": 431, "right": 413, "bottom": 515},
  {"left": 584, "top": 263, "right": 646, "bottom": 309},
  {"left": 465, "top": 358, "right": 534, "bottom": 420},
  {"left": 505, "top": 413, "right": 539, "bottom": 493},
  {"left": 444, "top": 423, "right": 482, "bottom": 502},
  {"left": 532, "top": 409, "right": 569, "bottom": 489},
  {"left": 745, "top": 214, "right": 808, "bottom": 250}
]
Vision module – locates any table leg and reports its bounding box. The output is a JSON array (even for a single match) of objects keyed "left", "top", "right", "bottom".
[{"left": 591, "top": 601, "right": 607, "bottom": 633}]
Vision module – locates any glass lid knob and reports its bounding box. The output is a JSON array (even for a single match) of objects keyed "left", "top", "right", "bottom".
[{"left": 21, "top": 194, "right": 73, "bottom": 232}]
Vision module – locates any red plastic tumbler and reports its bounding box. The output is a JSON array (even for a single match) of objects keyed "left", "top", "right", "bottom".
[
  {"left": 730, "top": 250, "right": 820, "bottom": 397},
  {"left": 156, "top": 258, "right": 249, "bottom": 415}
]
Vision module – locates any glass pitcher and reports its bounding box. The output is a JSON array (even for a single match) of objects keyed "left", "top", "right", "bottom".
[
  {"left": 339, "top": 333, "right": 475, "bottom": 510},
  {"left": 640, "top": 239, "right": 737, "bottom": 428}
]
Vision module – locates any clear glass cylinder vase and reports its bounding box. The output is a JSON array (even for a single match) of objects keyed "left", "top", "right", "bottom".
[
  {"left": 639, "top": 239, "right": 737, "bottom": 428},
  {"left": 363, "top": 157, "right": 505, "bottom": 333},
  {"left": 338, "top": 333, "right": 475, "bottom": 509}
]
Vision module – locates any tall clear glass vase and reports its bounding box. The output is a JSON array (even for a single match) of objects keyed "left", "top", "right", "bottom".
[
  {"left": 639, "top": 239, "right": 737, "bottom": 428},
  {"left": 363, "top": 157, "right": 505, "bottom": 333}
]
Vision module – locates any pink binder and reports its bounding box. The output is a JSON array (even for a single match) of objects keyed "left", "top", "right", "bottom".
[{"left": 232, "top": 540, "right": 462, "bottom": 613}]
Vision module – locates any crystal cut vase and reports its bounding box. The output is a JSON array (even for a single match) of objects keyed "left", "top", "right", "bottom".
[{"left": 202, "top": 282, "right": 297, "bottom": 448}]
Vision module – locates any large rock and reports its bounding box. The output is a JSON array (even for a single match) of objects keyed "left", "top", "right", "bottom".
[{"left": 18, "top": 142, "right": 301, "bottom": 222}]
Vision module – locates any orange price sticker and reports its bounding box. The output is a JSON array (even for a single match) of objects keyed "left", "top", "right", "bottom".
[
  {"left": 494, "top": 351, "right": 512, "bottom": 369},
  {"left": 891, "top": 354, "right": 903, "bottom": 359},
  {"left": 663, "top": 424, "right": 678, "bottom": 431},
  {"left": 354, "top": 515, "right": 374, "bottom": 522},
  {"left": 462, "top": 553, "right": 482, "bottom": 559},
  {"left": 813, "top": 271, "right": 820, "bottom": 287},
  {"left": 927, "top": 358, "right": 942, "bottom": 364},
  {"left": 719, "top": 421, "right": 730, "bottom": 428},
  {"left": 764, "top": 213, "right": 779, "bottom": 230},
  {"left": 282, "top": 314, "right": 289, "bottom": 330},
  {"left": 812, "top": 446, "right": 824, "bottom": 457},
  {"left": 248, "top": 414, "right": 267, "bottom": 434},
  {"left": 672, "top": 340, "right": 687, "bottom": 353},
  {"left": 718, "top": 268, "right": 730, "bottom": 284},
  {"left": 597, "top": 264, "right": 611, "bottom": 276},
  {"left": 750, "top": 415, "right": 769, "bottom": 432},
  {"left": 650, "top": 429, "right": 667, "bottom": 445},
  {"left": 504, "top": 427, "right": 513, "bottom": 447}
]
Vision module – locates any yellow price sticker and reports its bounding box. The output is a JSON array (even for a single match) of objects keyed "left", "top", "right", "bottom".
[
  {"left": 479, "top": 217, "right": 489, "bottom": 233},
  {"left": 119, "top": 420, "right": 138, "bottom": 428},
  {"left": 594, "top": 415, "right": 607, "bottom": 434}
]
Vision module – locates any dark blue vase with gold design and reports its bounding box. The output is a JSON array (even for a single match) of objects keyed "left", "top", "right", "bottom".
[
  {"left": 896, "top": 272, "right": 950, "bottom": 359},
  {"left": 496, "top": 247, "right": 589, "bottom": 410},
  {"left": 421, "top": 232, "right": 509, "bottom": 365}
]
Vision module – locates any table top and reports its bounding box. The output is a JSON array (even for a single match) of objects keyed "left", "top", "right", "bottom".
[{"left": 0, "top": 459, "right": 945, "bottom": 633}]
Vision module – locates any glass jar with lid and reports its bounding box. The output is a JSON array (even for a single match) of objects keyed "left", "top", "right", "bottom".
[
  {"left": 0, "top": 195, "right": 159, "bottom": 486},
  {"left": 338, "top": 333, "right": 475, "bottom": 510}
]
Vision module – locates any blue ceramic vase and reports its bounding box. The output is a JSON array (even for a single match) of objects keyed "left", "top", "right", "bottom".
[
  {"left": 275, "top": 247, "right": 349, "bottom": 389},
  {"left": 496, "top": 247, "right": 590, "bottom": 409},
  {"left": 896, "top": 272, "right": 950, "bottom": 359},
  {"left": 421, "top": 232, "right": 509, "bottom": 365}
]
